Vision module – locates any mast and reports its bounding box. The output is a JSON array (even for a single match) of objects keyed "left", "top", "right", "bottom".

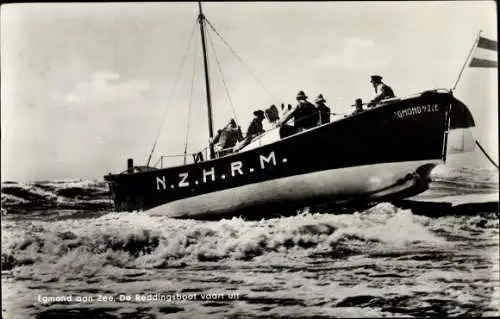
[{"left": 198, "top": 1, "right": 215, "bottom": 159}]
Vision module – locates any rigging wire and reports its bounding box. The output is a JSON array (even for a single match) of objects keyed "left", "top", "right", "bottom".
[
  {"left": 146, "top": 19, "right": 198, "bottom": 167},
  {"left": 475, "top": 140, "right": 499, "bottom": 170},
  {"left": 206, "top": 27, "right": 239, "bottom": 126},
  {"left": 452, "top": 30, "right": 482, "bottom": 92},
  {"left": 204, "top": 18, "right": 277, "bottom": 101},
  {"left": 183, "top": 38, "right": 199, "bottom": 165}
]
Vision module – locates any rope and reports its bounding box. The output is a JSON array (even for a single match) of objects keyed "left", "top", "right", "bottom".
[
  {"left": 146, "top": 19, "right": 198, "bottom": 166},
  {"left": 475, "top": 140, "right": 499, "bottom": 170},
  {"left": 206, "top": 27, "right": 239, "bottom": 126},
  {"left": 204, "top": 18, "right": 276, "bottom": 101},
  {"left": 183, "top": 38, "right": 199, "bottom": 165}
]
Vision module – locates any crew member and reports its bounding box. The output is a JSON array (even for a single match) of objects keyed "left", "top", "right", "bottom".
[
  {"left": 214, "top": 118, "right": 243, "bottom": 156},
  {"left": 367, "top": 75, "right": 395, "bottom": 108},
  {"left": 234, "top": 110, "right": 265, "bottom": 151},
  {"left": 276, "top": 90, "right": 317, "bottom": 133},
  {"left": 315, "top": 94, "right": 331, "bottom": 125}
]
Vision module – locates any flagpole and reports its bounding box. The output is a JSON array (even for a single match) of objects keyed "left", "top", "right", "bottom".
[{"left": 452, "top": 30, "right": 482, "bottom": 91}]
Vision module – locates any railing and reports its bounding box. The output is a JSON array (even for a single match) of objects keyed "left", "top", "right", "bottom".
[
  {"left": 153, "top": 147, "right": 209, "bottom": 168},
  {"left": 386, "top": 88, "right": 451, "bottom": 101}
]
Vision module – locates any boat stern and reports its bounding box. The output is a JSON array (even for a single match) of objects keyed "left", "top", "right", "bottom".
[{"left": 103, "top": 158, "right": 159, "bottom": 212}]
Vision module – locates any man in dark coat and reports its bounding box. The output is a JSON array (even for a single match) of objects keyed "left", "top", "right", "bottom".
[
  {"left": 314, "top": 94, "right": 331, "bottom": 125},
  {"left": 213, "top": 118, "right": 243, "bottom": 156},
  {"left": 217, "top": 119, "right": 243, "bottom": 149},
  {"left": 246, "top": 110, "right": 265, "bottom": 137},
  {"left": 234, "top": 110, "right": 265, "bottom": 151},
  {"left": 276, "top": 90, "right": 317, "bottom": 132}
]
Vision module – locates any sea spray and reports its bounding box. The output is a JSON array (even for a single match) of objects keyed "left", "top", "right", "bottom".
[{"left": 3, "top": 202, "right": 461, "bottom": 279}]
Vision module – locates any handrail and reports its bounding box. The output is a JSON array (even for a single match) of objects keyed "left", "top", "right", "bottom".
[
  {"left": 154, "top": 147, "right": 209, "bottom": 168},
  {"left": 258, "top": 109, "right": 345, "bottom": 140},
  {"left": 392, "top": 88, "right": 451, "bottom": 100}
]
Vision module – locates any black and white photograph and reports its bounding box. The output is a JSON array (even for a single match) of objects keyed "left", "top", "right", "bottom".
[{"left": 1, "top": 1, "right": 498, "bottom": 318}]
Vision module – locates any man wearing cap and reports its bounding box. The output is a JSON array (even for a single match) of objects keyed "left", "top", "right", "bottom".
[
  {"left": 276, "top": 90, "right": 317, "bottom": 132},
  {"left": 367, "top": 75, "right": 395, "bottom": 108},
  {"left": 234, "top": 110, "right": 266, "bottom": 151},
  {"left": 315, "top": 94, "right": 331, "bottom": 125}
]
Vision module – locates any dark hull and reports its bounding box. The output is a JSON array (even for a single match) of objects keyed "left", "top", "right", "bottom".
[{"left": 104, "top": 91, "right": 475, "bottom": 218}]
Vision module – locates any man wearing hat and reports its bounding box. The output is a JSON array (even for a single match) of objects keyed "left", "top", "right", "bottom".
[
  {"left": 315, "top": 94, "right": 331, "bottom": 125},
  {"left": 276, "top": 90, "right": 317, "bottom": 132},
  {"left": 367, "top": 75, "right": 395, "bottom": 108},
  {"left": 247, "top": 110, "right": 265, "bottom": 137},
  {"left": 234, "top": 110, "right": 266, "bottom": 151}
]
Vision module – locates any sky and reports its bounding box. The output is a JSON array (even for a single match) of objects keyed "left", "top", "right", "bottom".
[{"left": 1, "top": 1, "right": 498, "bottom": 181}]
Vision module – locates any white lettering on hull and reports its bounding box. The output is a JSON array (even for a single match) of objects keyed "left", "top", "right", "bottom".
[
  {"left": 178, "top": 173, "right": 189, "bottom": 187},
  {"left": 394, "top": 104, "right": 439, "bottom": 119},
  {"left": 155, "top": 151, "right": 284, "bottom": 192},
  {"left": 259, "top": 151, "right": 276, "bottom": 169},
  {"left": 156, "top": 176, "right": 167, "bottom": 190},
  {"left": 203, "top": 167, "right": 216, "bottom": 183},
  {"left": 231, "top": 161, "right": 243, "bottom": 176}
]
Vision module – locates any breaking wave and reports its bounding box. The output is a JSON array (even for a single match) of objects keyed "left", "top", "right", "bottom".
[
  {"left": 2, "top": 203, "right": 497, "bottom": 276},
  {"left": 1, "top": 179, "right": 112, "bottom": 218}
]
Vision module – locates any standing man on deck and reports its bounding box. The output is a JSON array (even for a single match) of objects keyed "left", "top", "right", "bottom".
[
  {"left": 367, "top": 75, "right": 395, "bottom": 108},
  {"left": 234, "top": 110, "right": 266, "bottom": 151},
  {"left": 275, "top": 90, "right": 317, "bottom": 132},
  {"left": 314, "top": 94, "right": 331, "bottom": 125}
]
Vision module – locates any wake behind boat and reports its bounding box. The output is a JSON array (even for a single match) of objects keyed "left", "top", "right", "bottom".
[{"left": 104, "top": 3, "right": 476, "bottom": 219}]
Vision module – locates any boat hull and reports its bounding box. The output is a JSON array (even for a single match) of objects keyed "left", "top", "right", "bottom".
[
  {"left": 104, "top": 91, "right": 475, "bottom": 219},
  {"left": 148, "top": 159, "right": 439, "bottom": 219}
]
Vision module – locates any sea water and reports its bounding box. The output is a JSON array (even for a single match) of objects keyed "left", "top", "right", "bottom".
[{"left": 1, "top": 166, "right": 498, "bottom": 318}]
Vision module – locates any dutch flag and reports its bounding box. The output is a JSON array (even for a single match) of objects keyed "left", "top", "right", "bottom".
[{"left": 469, "top": 36, "right": 498, "bottom": 68}]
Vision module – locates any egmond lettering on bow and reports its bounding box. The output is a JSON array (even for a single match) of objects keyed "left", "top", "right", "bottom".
[{"left": 394, "top": 104, "right": 439, "bottom": 119}]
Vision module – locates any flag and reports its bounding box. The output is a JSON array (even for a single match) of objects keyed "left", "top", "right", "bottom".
[{"left": 469, "top": 36, "right": 498, "bottom": 68}]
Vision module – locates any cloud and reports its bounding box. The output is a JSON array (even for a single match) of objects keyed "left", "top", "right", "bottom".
[
  {"left": 55, "top": 70, "right": 150, "bottom": 106},
  {"left": 313, "top": 37, "right": 389, "bottom": 70}
]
